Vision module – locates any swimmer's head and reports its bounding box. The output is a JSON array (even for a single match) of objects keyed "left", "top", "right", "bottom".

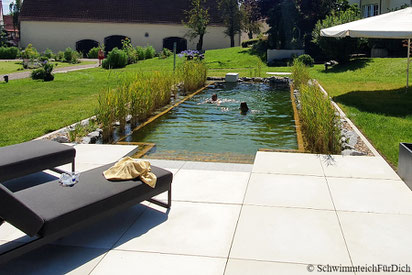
[{"left": 212, "top": 94, "right": 218, "bottom": 101}]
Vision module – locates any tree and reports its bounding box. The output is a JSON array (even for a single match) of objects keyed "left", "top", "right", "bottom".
[
  {"left": 312, "top": 5, "right": 362, "bottom": 63},
  {"left": 218, "top": 0, "right": 242, "bottom": 47},
  {"left": 9, "top": 0, "right": 23, "bottom": 40},
  {"left": 183, "top": 0, "right": 210, "bottom": 51},
  {"left": 240, "top": 0, "right": 263, "bottom": 39},
  {"left": 0, "top": 25, "right": 7, "bottom": 47}
]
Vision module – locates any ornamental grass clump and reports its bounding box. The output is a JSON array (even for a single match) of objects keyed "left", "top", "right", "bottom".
[
  {"left": 178, "top": 60, "right": 207, "bottom": 94},
  {"left": 291, "top": 59, "right": 310, "bottom": 89},
  {"left": 299, "top": 84, "right": 341, "bottom": 154},
  {"left": 96, "top": 89, "right": 117, "bottom": 141}
]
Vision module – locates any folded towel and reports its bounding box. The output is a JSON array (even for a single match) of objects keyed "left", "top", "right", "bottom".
[{"left": 103, "top": 157, "right": 157, "bottom": 188}]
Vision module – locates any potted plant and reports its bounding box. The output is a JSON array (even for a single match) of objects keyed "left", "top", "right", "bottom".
[{"left": 399, "top": 143, "right": 412, "bottom": 190}]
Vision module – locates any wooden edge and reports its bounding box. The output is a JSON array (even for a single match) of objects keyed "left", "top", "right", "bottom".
[
  {"left": 290, "top": 84, "right": 306, "bottom": 152},
  {"left": 116, "top": 142, "right": 156, "bottom": 159},
  {"left": 116, "top": 83, "right": 213, "bottom": 143}
]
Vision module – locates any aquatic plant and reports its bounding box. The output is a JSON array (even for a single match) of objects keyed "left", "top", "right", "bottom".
[
  {"left": 291, "top": 59, "right": 310, "bottom": 89},
  {"left": 178, "top": 60, "right": 207, "bottom": 94},
  {"left": 298, "top": 84, "right": 341, "bottom": 154}
]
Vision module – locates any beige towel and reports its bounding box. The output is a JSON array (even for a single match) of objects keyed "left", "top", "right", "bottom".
[{"left": 103, "top": 157, "right": 157, "bottom": 188}]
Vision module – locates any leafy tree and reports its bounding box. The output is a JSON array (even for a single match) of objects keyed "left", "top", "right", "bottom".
[
  {"left": 218, "top": 0, "right": 242, "bottom": 47},
  {"left": 183, "top": 0, "right": 210, "bottom": 51},
  {"left": 9, "top": 0, "right": 23, "bottom": 40},
  {"left": 266, "top": 0, "right": 301, "bottom": 49},
  {"left": 0, "top": 25, "right": 7, "bottom": 47},
  {"left": 240, "top": 0, "right": 263, "bottom": 39},
  {"left": 312, "top": 5, "right": 362, "bottom": 63}
]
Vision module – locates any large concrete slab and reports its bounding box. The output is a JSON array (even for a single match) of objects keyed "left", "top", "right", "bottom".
[
  {"left": 252, "top": 152, "right": 324, "bottom": 176},
  {"left": 230, "top": 205, "right": 351, "bottom": 265},
  {"left": 338, "top": 211, "right": 412, "bottom": 266},
  {"left": 328, "top": 177, "right": 412, "bottom": 215},
  {"left": 321, "top": 155, "right": 400, "bottom": 180},
  {"left": 91, "top": 250, "right": 226, "bottom": 275},
  {"left": 115, "top": 202, "right": 241, "bottom": 257},
  {"left": 155, "top": 169, "right": 250, "bottom": 204},
  {"left": 0, "top": 244, "right": 106, "bottom": 275},
  {"left": 244, "top": 173, "right": 334, "bottom": 210}
]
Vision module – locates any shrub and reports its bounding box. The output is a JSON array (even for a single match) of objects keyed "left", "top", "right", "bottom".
[
  {"left": 136, "top": 46, "right": 145, "bottom": 60},
  {"left": 87, "top": 47, "right": 100, "bottom": 58},
  {"left": 144, "top": 46, "right": 156, "bottom": 59},
  {"left": 64, "top": 47, "right": 81, "bottom": 64},
  {"left": 39, "top": 56, "right": 49, "bottom": 62},
  {"left": 122, "top": 38, "right": 138, "bottom": 64},
  {"left": 298, "top": 84, "right": 341, "bottom": 154},
  {"left": 312, "top": 7, "right": 365, "bottom": 63},
  {"left": 241, "top": 38, "right": 259, "bottom": 48},
  {"left": 296, "top": 54, "right": 314, "bottom": 67},
  {"left": 43, "top": 48, "right": 54, "bottom": 59},
  {"left": 159, "top": 48, "right": 173, "bottom": 59},
  {"left": 291, "top": 59, "right": 310, "bottom": 89},
  {"left": 55, "top": 51, "right": 65, "bottom": 62},
  {"left": 102, "top": 48, "right": 128, "bottom": 69},
  {"left": 250, "top": 38, "right": 269, "bottom": 61},
  {"left": 31, "top": 62, "right": 54, "bottom": 81},
  {"left": 21, "top": 44, "right": 39, "bottom": 60},
  {"left": 0, "top": 46, "right": 19, "bottom": 59}
]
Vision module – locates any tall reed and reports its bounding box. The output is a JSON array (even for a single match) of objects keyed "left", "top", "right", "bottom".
[
  {"left": 178, "top": 60, "right": 207, "bottom": 94},
  {"left": 298, "top": 84, "right": 341, "bottom": 154},
  {"left": 291, "top": 59, "right": 310, "bottom": 89},
  {"left": 96, "top": 88, "right": 116, "bottom": 141}
]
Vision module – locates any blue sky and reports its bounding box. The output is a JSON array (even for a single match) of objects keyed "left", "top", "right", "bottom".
[{"left": 2, "top": 0, "right": 12, "bottom": 14}]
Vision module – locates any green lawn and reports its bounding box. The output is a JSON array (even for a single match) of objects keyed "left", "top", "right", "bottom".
[
  {"left": 310, "top": 58, "right": 412, "bottom": 167},
  {"left": 0, "top": 60, "right": 96, "bottom": 75},
  {"left": 1, "top": 48, "right": 410, "bottom": 168}
]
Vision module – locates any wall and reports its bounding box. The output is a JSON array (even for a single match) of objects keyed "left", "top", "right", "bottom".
[
  {"left": 20, "top": 21, "right": 240, "bottom": 52},
  {"left": 267, "top": 49, "right": 304, "bottom": 63}
]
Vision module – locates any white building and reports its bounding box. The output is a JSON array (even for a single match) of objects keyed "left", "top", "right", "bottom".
[
  {"left": 20, "top": 0, "right": 240, "bottom": 54},
  {"left": 348, "top": 0, "right": 412, "bottom": 17}
]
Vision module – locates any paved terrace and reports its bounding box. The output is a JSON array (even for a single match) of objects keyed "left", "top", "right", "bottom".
[{"left": 1, "top": 144, "right": 411, "bottom": 274}]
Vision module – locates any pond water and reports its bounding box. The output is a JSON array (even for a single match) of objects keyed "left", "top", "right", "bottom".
[{"left": 125, "top": 82, "right": 298, "bottom": 163}]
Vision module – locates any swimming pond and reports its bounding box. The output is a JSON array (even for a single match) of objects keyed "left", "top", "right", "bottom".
[{"left": 125, "top": 82, "right": 298, "bottom": 163}]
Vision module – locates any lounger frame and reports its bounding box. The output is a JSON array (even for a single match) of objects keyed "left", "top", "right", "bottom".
[{"left": 0, "top": 182, "right": 171, "bottom": 265}]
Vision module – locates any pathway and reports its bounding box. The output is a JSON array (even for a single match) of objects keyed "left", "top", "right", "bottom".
[{"left": 0, "top": 59, "right": 99, "bottom": 81}]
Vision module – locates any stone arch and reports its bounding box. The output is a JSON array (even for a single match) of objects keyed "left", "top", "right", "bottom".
[
  {"left": 104, "top": 35, "right": 129, "bottom": 54},
  {"left": 163, "top": 37, "right": 187, "bottom": 53},
  {"left": 76, "top": 39, "right": 99, "bottom": 57}
]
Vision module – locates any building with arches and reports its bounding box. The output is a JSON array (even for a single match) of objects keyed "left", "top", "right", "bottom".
[{"left": 19, "top": 0, "right": 240, "bottom": 54}]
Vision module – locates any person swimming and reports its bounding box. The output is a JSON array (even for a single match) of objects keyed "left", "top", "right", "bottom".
[
  {"left": 211, "top": 94, "right": 218, "bottom": 101},
  {"left": 240, "top": 102, "right": 249, "bottom": 114}
]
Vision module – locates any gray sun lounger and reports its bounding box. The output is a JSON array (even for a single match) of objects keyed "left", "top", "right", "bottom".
[
  {"left": 0, "top": 142, "right": 172, "bottom": 265},
  {"left": 0, "top": 140, "right": 76, "bottom": 182}
]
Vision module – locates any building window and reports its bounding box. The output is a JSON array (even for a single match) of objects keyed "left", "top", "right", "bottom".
[{"left": 362, "top": 4, "right": 379, "bottom": 17}]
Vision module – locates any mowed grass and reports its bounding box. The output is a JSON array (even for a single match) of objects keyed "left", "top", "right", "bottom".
[
  {"left": 310, "top": 58, "right": 412, "bottom": 166},
  {"left": 0, "top": 60, "right": 96, "bottom": 75},
  {"left": 1, "top": 47, "right": 410, "bottom": 168}
]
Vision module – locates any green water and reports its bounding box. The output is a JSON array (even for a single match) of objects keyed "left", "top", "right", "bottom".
[{"left": 126, "top": 82, "right": 297, "bottom": 162}]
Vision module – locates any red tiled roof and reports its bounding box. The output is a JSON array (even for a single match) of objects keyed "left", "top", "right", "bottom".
[
  {"left": 4, "top": 15, "right": 16, "bottom": 32},
  {"left": 20, "top": 0, "right": 223, "bottom": 25}
]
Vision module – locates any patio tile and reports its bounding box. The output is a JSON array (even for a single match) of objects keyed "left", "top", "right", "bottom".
[
  {"left": 0, "top": 244, "right": 107, "bottom": 275},
  {"left": 142, "top": 159, "right": 186, "bottom": 170},
  {"left": 328, "top": 177, "right": 412, "bottom": 214},
  {"left": 252, "top": 152, "right": 324, "bottom": 176},
  {"left": 115, "top": 201, "right": 241, "bottom": 257},
  {"left": 91, "top": 250, "right": 226, "bottom": 275},
  {"left": 244, "top": 173, "right": 334, "bottom": 210},
  {"left": 321, "top": 155, "right": 400, "bottom": 180},
  {"left": 181, "top": 161, "right": 254, "bottom": 172},
  {"left": 225, "top": 259, "right": 350, "bottom": 275},
  {"left": 230, "top": 205, "right": 350, "bottom": 265},
  {"left": 67, "top": 144, "right": 138, "bottom": 165},
  {"left": 155, "top": 169, "right": 250, "bottom": 204},
  {"left": 53, "top": 204, "right": 147, "bottom": 249},
  {"left": 338, "top": 211, "right": 412, "bottom": 267}
]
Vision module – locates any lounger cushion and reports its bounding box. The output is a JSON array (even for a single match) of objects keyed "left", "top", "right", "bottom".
[
  {"left": 13, "top": 163, "right": 172, "bottom": 237},
  {"left": 0, "top": 184, "right": 44, "bottom": 237},
  {"left": 0, "top": 140, "right": 76, "bottom": 182}
]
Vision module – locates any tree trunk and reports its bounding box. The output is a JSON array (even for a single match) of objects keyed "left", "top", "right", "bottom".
[
  {"left": 197, "top": 34, "right": 204, "bottom": 51},
  {"left": 248, "top": 31, "right": 253, "bottom": 39},
  {"left": 230, "top": 35, "right": 235, "bottom": 47}
]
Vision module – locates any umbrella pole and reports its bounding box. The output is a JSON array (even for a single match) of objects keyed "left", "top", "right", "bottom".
[{"left": 407, "top": 38, "right": 410, "bottom": 90}]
